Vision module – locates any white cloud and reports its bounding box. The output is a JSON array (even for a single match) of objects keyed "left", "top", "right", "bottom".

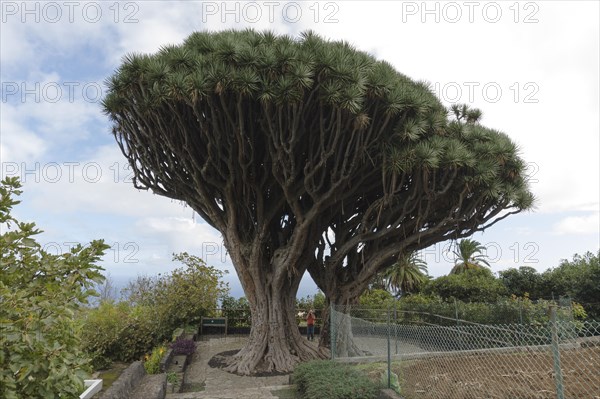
[
  {"left": 5, "top": 144, "right": 150, "bottom": 213},
  {"left": 134, "top": 216, "right": 225, "bottom": 256},
  {"left": 0, "top": 104, "right": 47, "bottom": 163},
  {"left": 552, "top": 212, "right": 600, "bottom": 235},
  {"left": 1, "top": 7, "right": 112, "bottom": 75},
  {"left": 502, "top": 226, "right": 534, "bottom": 237},
  {"left": 108, "top": 2, "right": 299, "bottom": 65}
]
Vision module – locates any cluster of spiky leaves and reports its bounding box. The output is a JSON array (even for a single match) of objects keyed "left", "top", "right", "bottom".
[
  {"left": 103, "top": 29, "right": 532, "bottom": 212},
  {"left": 104, "top": 29, "right": 441, "bottom": 119}
]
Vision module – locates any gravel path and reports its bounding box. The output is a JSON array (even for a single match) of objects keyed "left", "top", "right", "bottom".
[{"left": 166, "top": 336, "right": 293, "bottom": 399}]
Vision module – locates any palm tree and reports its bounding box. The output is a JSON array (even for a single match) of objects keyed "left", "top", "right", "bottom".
[
  {"left": 383, "top": 252, "right": 429, "bottom": 296},
  {"left": 450, "top": 239, "right": 490, "bottom": 274}
]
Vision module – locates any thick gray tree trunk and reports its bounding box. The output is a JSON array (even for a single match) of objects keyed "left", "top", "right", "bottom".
[
  {"left": 318, "top": 290, "right": 366, "bottom": 358},
  {"left": 222, "top": 241, "right": 324, "bottom": 375}
]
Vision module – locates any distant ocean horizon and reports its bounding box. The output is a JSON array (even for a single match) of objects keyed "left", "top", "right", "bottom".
[{"left": 94, "top": 272, "right": 318, "bottom": 303}]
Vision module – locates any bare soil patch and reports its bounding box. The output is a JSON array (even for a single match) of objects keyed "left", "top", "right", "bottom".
[{"left": 396, "top": 346, "right": 600, "bottom": 399}]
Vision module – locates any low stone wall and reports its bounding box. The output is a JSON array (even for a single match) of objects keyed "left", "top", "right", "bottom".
[
  {"left": 99, "top": 361, "right": 146, "bottom": 399},
  {"left": 159, "top": 348, "right": 174, "bottom": 373},
  {"left": 99, "top": 361, "right": 166, "bottom": 399},
  {"left": 131, "top": 374, "right": 166, "bottom": 399}
]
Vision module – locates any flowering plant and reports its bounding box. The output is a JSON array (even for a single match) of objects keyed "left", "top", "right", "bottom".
[
  {"left": 144, "top": 345, "right": 167, "bottom": 374},
  {"left": 170, "top": 337, "right": 196, "bottom": 356}
]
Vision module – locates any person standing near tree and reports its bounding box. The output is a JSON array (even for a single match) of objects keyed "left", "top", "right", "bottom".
[{"left": 306, "top": 310, "right": 315, "bottom": 341}]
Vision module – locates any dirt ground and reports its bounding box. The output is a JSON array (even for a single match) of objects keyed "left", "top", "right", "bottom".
[{"left": 394, "top": 346, "right": 600, "bottom": 399}]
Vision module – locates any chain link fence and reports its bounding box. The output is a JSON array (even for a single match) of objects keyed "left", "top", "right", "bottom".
[{"left": 331, "top": 303, "right": 600, "bottom": 398}]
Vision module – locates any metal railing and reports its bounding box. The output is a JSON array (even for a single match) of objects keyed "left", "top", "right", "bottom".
[
  {"left": 200, "top": 307, "right": 324, "bottom": 335},
  {"left": 330, "top": 304, "right": 600, "bottom": 398}
]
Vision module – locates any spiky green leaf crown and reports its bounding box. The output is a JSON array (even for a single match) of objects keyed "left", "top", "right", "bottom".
[{"left": 103, "top": 29, "right": 534, "bottom": 211}]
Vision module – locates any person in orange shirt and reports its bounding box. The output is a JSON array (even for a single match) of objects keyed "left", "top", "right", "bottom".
[{"left": 306, "top": 309, "right": 315, "bottom": 341}]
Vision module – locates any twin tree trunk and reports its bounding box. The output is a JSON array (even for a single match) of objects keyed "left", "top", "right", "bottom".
[
  {"left": 316, "top": 284, "right": 366, "bottom": 358},
  {"left": 222, "top": 237, "right": 325, "bottom": 375}
]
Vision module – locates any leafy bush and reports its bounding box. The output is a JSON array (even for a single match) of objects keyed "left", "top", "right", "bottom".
[
  {"left": 144, "top": 345, "right": 167, "bottom": 374},
  {"left": 540, "top": 251, "right": 600, "bottom": 319},
  {"left": 294, "top": 360, "right": 379, "bottom": 399},
  {"left": 90, "top": 355, "right": 113, "bottom": 371},
  {"left": 122, "top": 253, "right": 229, "bottom": 338},
  {"left": 0, "top": 177, "right": 108, "bottom": 399},
  {"left": 221, "top": 295, "right": 251, "bottom": 327},
  {"left": 359, "top": 289, "right": 395, "bottom": 309},
  {"left": 396, "top": 293, "right": 584, "bottom": 325},
  {"left": 172, "top": 328, "right": 184, "bottom": 341},
  {"left": 422, "top": 268, "right": 507, "bottom": 303},
  {"left": 184, "top": 324, "right": 198, "bottom": 334},
  {"left": 83, "top": 252, "right": 228, "bottom": 366},
  {"left": 499, "top": 266, "right": 544, "bottom": 298},
  {"left": 81, "top": 302, "right": 158, "bottom": 365},
  {"left": 170, "top": 337, "right": 196, "bottom": 356}
]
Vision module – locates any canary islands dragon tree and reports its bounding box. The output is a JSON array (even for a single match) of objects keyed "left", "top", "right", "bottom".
[{"left": 102, "top": 29, "right": 534, "bottom": 374}]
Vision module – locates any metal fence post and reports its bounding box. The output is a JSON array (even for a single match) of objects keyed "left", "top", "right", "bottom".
[
  {"left": 387, "top": 308, "right": 391, "bottom": 389},
  {"left": 549, "top": 305, "right": 565, "bottom": 399},
  {"left": 394, "top": 302, "right": 398, "bottom": 355}
]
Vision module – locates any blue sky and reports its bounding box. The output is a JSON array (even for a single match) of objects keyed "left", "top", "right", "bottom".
[{"left": 1, "top": 1, "right": 598, "bottom": 298}]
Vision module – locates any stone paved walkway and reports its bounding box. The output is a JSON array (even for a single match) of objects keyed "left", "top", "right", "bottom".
[{"left": 166, "top": 336, "right": 295, "bottom": 399}]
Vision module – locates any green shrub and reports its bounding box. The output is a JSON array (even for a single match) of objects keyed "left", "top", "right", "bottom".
[
  {"left": 83, "top": 253, "right": 229, "bottom": 366},
  {"left": 120, "top": 305, "right": 160, "bottom": 360},
  {"left": 81, "top": 302, "right": 124, "bottom": 362},
  {"left": 90, "top": 354, "right": 113, "bottom": 371},
  {"left": 0, "top": 177, "right": 108, "bottom": 399},
  {"left": 81, "top": 302, "right": 158, "bottom": 365},
  {"left": 294, "top": 360, "right": 379, "bottom": 399},
  {"left": 422, "top": 268, "right": 507, "bottom": 303},
  {"left": 122, "top": 253, "right": 228, "bottom": 338},
  {"left": 172, "top": 328, "right": 184, "bottom": 341},
  {"left": 221, "top": 295, "right": 251, "bottom": 328},
  {"left": 143, "top": 345, "right": 167, "bottom": 374},
  {"left": 395, "top": 293, "right": 583, "bottom": 326},
  {"left": 184, "top": 324, "right": 198, "bottom": 333}
]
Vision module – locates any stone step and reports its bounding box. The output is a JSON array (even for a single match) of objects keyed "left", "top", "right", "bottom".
[
  {"left": 130, "top": 374, "right": 167, "bottom": 399},
  {"left": 166, "top": 384, "right": 293, "bottom": 399}
]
